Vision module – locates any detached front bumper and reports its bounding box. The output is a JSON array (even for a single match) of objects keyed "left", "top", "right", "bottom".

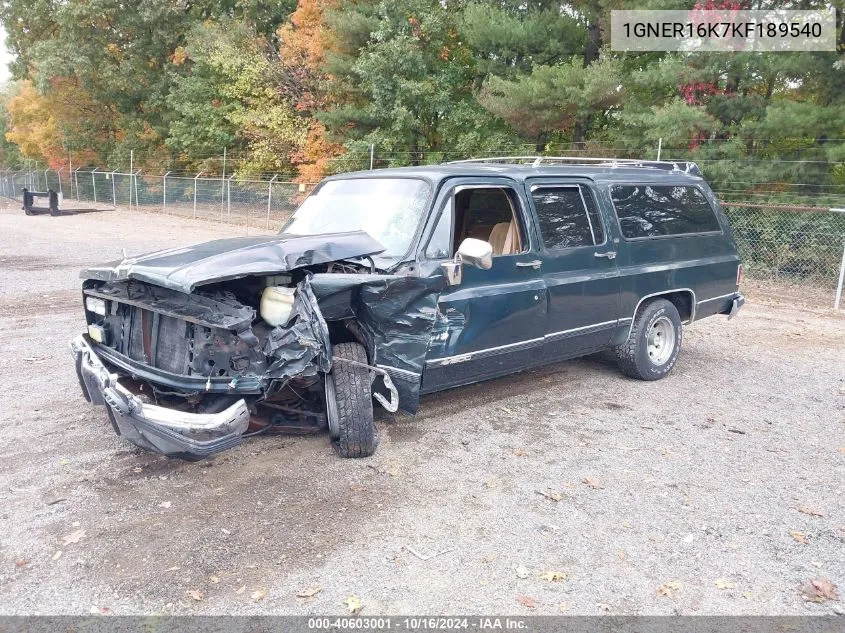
[{"left": 70, "top": 335, "right": 250, "bottom": 458}]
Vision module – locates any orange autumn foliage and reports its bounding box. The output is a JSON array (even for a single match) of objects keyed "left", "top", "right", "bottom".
[
  {"left": 5, "top": 78, "right": 110, "bottom": 169},
  {"left": 278, "top": 0, "right": 343, "bottom": 179}
]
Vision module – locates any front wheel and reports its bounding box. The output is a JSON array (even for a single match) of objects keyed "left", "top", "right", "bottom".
[
  {"left": 325, "top": 342, "right": 378, "bottom": 458},
  {"left": 614, "top": 298, "right": 682, "bottom": 381}
]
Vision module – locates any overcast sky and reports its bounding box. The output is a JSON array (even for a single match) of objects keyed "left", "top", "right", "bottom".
[{"left": 0, "top": 27, "right": 13, "bottom": 85}]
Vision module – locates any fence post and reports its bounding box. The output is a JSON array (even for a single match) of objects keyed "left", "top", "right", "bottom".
[
  {"left": 133, "top": 170, "right": 141, "bottom": 212},
  {"left": 163, "top": 171, "right": 171, "bottom": 212},
  {"left": 221, "top": 147, "right": 227, "bottom": 217},
  {"left": 91, "top": 167, "right": 98, "bottom": 203},
  {"left": 111, "top": 171, "right": 117, "bottom": 208},
  {"left": 227, "top": 174, "right": 234, "bottom": 222},
  {"left": 266, "top": 175, "right": 278, "bottom": 229},
  {"left": 56, "top": 167, "right": 64, "bottom": 198},
  {"left": 834, "top": 240, "right": 845, "bottom": 311},
  {"left": 74, "top": 167, "right": 81, "bottom": 201},
  {"left": 369, "top": 143, "right": 375, "bottom": 170},
  {"left": 193, "top": 171, "right": 204, "bottom": 218}
]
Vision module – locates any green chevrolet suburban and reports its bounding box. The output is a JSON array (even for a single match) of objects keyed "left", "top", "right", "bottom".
[{"left": 72, "top": 157, "right": 744, "bottom": 460}]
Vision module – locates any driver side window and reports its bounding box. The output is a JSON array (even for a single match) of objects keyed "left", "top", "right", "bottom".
[{"left": 424, "top": 186, "right": 527, "bottom": 260}]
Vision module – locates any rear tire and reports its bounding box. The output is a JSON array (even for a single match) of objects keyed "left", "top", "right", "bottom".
[
  {"left": 614, "top": 298, "right": 682, "bottom": 381},
  {"left": 325, "top": 342, "right": 377, "bottom": 458}
]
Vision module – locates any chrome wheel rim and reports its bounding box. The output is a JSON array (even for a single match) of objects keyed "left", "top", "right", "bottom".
[{"left": 647, "top": 316, "right": 675, "bottom": 366}]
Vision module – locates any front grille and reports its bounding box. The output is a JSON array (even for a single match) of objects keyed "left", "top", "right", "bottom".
[
  {"left": 111, "top": 306, "right": 191, "bottom": 375},
  {"left": 155, "top": 315, "right": 190, "bottom": 374}
]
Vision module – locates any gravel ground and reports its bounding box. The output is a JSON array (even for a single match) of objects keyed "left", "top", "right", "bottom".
[{"left": 0, "top": 201, "right": 843, "bottom": 616}]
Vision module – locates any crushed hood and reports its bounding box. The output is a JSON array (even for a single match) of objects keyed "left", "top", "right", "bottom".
[{"left": 80, "top": 231, "right": 385, "bottom": 293}]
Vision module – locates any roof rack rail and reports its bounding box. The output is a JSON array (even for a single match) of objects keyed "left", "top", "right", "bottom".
[{"left": 445, "top": 155, "right": 701, "bottom": 176}]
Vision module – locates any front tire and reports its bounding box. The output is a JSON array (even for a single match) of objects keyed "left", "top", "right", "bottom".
[
  {"left": 325, "top": 342, "right": 378, "bottom": 458},
  {"left": 614, "top": 298, "right": 682, "bottom": 381}
]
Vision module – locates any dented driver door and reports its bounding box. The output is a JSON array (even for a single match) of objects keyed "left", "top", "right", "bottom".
[{"left": 417, "top": 177, "right": 548, "bottom": 393}]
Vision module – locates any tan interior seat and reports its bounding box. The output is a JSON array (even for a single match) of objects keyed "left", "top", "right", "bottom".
[
  {"left": 488, "top": 220, "right": 520, "bottom": 256},
  {"left": 468, "top": 225, "right": 493, "bottom": 241}
]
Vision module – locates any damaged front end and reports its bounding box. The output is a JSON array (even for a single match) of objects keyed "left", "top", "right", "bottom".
[
  {"left": 72, "top": 275, "right": 334, "bottom": 458},
  {"left": 70, "top": 252, "right": 446, "bottom": 459}
]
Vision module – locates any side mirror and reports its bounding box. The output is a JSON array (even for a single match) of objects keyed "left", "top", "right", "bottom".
[{"left": 457, "top": 238, "right": 493, "bottom": 270}]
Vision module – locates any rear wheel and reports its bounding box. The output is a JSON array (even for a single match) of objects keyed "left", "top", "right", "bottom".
[
  {"left": 614, "top": 298, "right": 682, "bottom": 381},
  {"left": 325, "top": 342, "right": 377, "bottom": 458}
]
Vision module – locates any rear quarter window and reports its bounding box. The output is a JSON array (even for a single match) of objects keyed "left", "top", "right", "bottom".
[{"left": 610, "top": 185, "right": 721, "bottom": 239}]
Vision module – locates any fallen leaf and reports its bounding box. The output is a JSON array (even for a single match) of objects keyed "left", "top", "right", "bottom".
[
  {"left": 838, "top": 447, "right": 845, "bottom": 454},
  {"left": 251, "top": 588, "right": 267, "bottom": 603},
  {"left": 344, "top": 595, "right": 362, "bottom": 614},
  {"left": 221, "top": 528, "right": 232, "bottom": 535},
  {"left": 186, "top": 589, "right": 204, "bottom": 602},
  {"left": 535, "top": 489, "right": 563, "bottom": 502},
  {"left": 540, "top": 571, "right": 566, "bottom": 582},
  {"left": 209, "top": 575, "right": 220, "bottom": 584},
  {"left": 715, "top": 578, "right": 736, "bottom": 590},
  {"left": 52, "top": 550, "right": 62, "bottom": 561},
  {"left": 15, "top": 559, "right": 29, "bottom": 568},
  {"left": 657, "top": 581, "right": 681, "bottom": 596},
  {"left": 511, "top": 447, "right": 527, "bottom": 457},
  {"left": 165, "top": 566, "right": 181, "bottom": 572},
  {"left": 296, "top": 587, "right": 322, "bottom": 599},
  {"left": 481, "top": 554, "right": 497, "bottom": 563},
  {"left": 61, "top": 529, "right": 86, "bottom": 546},
  {"left": 515, "top": 564, "right": 529, "bottom": 579},
  {"left": 798, "top": 506, "right": 824, "bottom": 517},
  {"left": 800, "top": 578, "right": 839, "bottom": 603},
  {"left": 159, "top": 501, "right": 172, "bottom": 509},
  {"left": 789, "top": 530, "right": 810, "bottom": 544},
  {"left": 500, "top": 406, "right": 513, "bottom": 414},
  {"left": 89, "top": 606, "right": 110, "bottom": 614},
  {"left": 516, "top": 595, "right": 538, "bottom": 609},
  {"left": 583, "top": 478, "right": 604, "bottom": 490},
  {"left": 235, "top": 586, "right": 246, "bottom": 595}
]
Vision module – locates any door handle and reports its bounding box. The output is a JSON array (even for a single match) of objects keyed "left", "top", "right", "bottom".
[
  {"left": 594, "top": 251, "right": 617, "bottom": 260},
  {"left": 516, "top": 259, "right": 542, "bottom": 269}
]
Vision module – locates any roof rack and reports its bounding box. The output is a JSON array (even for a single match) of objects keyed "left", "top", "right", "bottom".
[{"left": 445, "top": 155, "right": 702, "bottom": 176}]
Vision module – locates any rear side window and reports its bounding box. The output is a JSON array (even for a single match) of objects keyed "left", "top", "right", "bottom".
[
  {"left": 610, "top": 185, "right": 721, "bottom": 239},
  {"left": 532, "top": 186, "right": 605, "bottom": 249}
]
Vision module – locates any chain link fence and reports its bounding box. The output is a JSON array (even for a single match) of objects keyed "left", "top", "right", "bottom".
[
  {"left": 0, "top": 168, "right": 315, "bottom": 230},
  {"left": 2, "top": 164, "right": 843, "bottom": 307}
]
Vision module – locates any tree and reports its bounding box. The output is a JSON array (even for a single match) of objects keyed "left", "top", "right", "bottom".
[
  {"left": 277, "top": 0, "right": 344, "bottom": 179},
  {"left": 479, "top": 55, "right": 623, "bottom": 151},
  {"left": 3, "top": 79, "right": 107, "bottom": 168},
  {"left": 166, "top": 21, "right": 308, "bottom": 176}
]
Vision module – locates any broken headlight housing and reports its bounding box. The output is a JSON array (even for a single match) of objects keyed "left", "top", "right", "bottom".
[{"left": 85, "top": 296, "right": 107, "bottom": 316}]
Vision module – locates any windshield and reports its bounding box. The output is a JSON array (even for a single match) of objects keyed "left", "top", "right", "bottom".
[{"left": 281, "top": 178, "right": 432, "bottom": 258}]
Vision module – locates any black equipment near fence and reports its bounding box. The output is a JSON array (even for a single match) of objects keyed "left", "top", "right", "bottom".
[{"left": 22, "top": 188, "right": 59, "bottom": 216}]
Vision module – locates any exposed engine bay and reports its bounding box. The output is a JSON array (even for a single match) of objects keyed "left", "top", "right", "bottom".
[
  {"left": 80, "top": 260, "right": 381, "bottom": 438},
  {"left": 72, "top": 230, "right": 450, "bottom": 458}
]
